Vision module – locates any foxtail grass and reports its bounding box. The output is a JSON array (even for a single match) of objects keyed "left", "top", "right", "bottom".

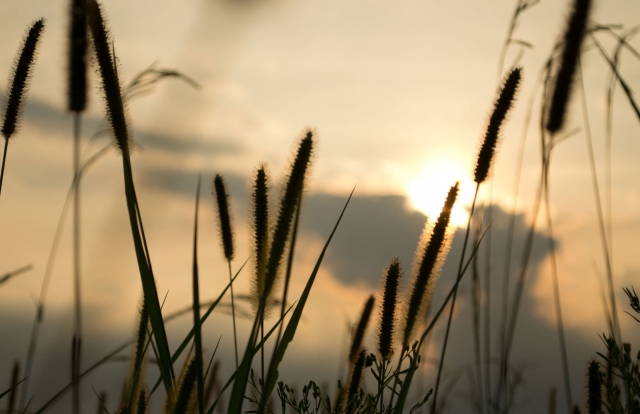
[
  {"left": 250, "top": 165, "right": 270, "bottom": 381},
  {"left": 263, "top": 131, "right": 313, "bottom": 313},
  {"left": 387, "top": 184, "right": 457, "bottom": 412},
  {"left": 474, "top": 67, "right": 522, "bottom": 184},
  {"left": 67, "top": 1, "right": 88, "bottom": 410},
  {"left": 250, "top": 165, "right": 270, "bottom": 312},
  {"left": 68, "top": 0, "right": 87, "bottom": 113},
  {"left": 229, "top": 131, "right": 316, "bottom": 414},
  {"left": 345, "top": 349, "right": 367, "bottom": 414},
  {"left": 546, "top": 0, "right": 591, "bottom": 133},
  {"left": 434, "top": 67, "right": 521, "bottom": 411},
  {"left": 586, "top": 360, "right": 601, "bottom": 414},
  {"left": 349, "top": 295, "right": 375, "bottom": 364},
  {"left": 252, "top": 188, "right": 353, "bottom": 414},
  {"left": 122, "top": 301, "right": 149, "bottom": 413},
  {"left": 378, "top": 260, "right": 401, "bottom": 362},
  {"left": 87, "top": 0, "right": 131, "bottom": 155},
  {"left": 88, "top": 0, "right": 175, "bottom": 393},
  {"left": 168, "top": 356, "right": 198, "bottom": 414},
  {"left": 0, "top": 18, "right": 45, "bottom": 197},
  {"left": 212, "top": 174, "right": 238, "bottom": 368},
  {"left": 402, "top": 183, "right": 458, "bottom": 347},
  {"left": 137, "top": 388, "right": 148, "bottom": 414}
]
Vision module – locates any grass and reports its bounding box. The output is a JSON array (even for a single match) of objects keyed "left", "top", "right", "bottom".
[{"left": 1, "top": 0, "right": 640, "bottom": 413}]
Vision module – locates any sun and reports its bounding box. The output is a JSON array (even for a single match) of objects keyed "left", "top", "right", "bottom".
[{"left": 406, "top": 158, "right": 476, "bottom": 227}]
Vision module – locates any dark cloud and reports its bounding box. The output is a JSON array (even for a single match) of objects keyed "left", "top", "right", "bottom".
[
  {"left": 302, "top": 193, "right": 425, "bottom": 287},
  {"left": 301, "top": 194, "right": 555, "bottom": 290},
  {"left": 19, "top": 97, "right": 242, "bottom": 157}
]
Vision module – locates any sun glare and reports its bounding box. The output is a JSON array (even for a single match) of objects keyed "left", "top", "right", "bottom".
[{"left": 406, "top": 159, "right": 476, "bottom": 227}]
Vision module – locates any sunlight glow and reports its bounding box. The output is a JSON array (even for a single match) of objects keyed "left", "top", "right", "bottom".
[{"left": 406, "top": 158, "right": 476, "bottom": 227}]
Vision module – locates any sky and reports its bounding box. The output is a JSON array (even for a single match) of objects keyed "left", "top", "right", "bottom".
[{"left": 1, "top": 0, "right": 640, "bottom": 413}]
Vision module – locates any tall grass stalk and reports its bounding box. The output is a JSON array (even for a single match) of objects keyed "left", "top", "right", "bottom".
[
  {"left": 0, "top": 19, "right": 44, "bottom": 197},
  {"left": 212, "top": 174, "right": 238, "bottom": 368},
  {"left": 250, "top": 166, "right": 270, "bottom": 380},
  {"left": 88, "top": 0, "right": 175, "bottom": 392},
  {"left": 387, "top": 184, "right": 459, "bottom": 412},
  {"left": 472, "top": 211, "right": 485, "bottom": 414},
  {"left": 254, "top": 188, "right": 353, "bottom": 414},
  {"left": 228, "top": 133, "right": 314, "bottom": 414},
  {"left": 193, "top": 176, "right": 205, "bottom": 414},
  {"left": 434, "top": 67, "right": 520, "bottom": 411},
  {"left": 68, "top": 0, "right": 88, "bottom": 409},
  {"left": 19, "top": 64, "right": 195, "bottom": 412},
  {"left": 350, "top": 295, "right": 375, "bottom": 364}
]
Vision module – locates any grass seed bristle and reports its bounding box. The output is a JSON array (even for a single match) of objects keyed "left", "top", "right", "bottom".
[
  {"left": 546, "top": 0, "right": 592, "bottom": 133},
  {"left": 170, "top": 357, "right": 198, "bottom": 414},
  {"left": 346, "top": 348, "right": 366, "bottom": 414},
  {"left": 586, "top": 359, "right": 601, "bottom": 414},
  {"left": 250, "top": 165, "right": 270, "bottom": 312},
  {"left": 213, "top": 174, "right": 235, "bottom": 261},
  {"left": 68, "top": 0, "right": 87, "bottom": 112},
  {"left": 87, "top": 0, "right": 131, "bottom": 155},
  {"left": 348, "top": 295, "right": 375, "bottom": 364},
  {"left": 1, "top": 19, "right": 45, "bottom": 140},
  {"left": 136, "top": 387, "right": 147, "bottom": 414},
  {"left": 403, "top": 183, "right": 458, "bottom": 346},
  {"left": 261, "top": 131, "right": 314, "bottom": 311},
  {"left": 474, "top": 67, "right": 521, "bottom": 184},
  {"left": 378, "top": 259, "right": 401, "bottom": 361}
]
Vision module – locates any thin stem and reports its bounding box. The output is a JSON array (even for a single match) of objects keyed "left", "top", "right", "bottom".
[
  {"left": 385, "top": 348, "right": 407, "bottom": 413},
  {"left": 0, "top": 139, "right": 9, "bottom": 198},
  {"left": 269, "top": 196, "right": 302, "bottom": 385},
  {"left": 260, "top": 321, "right": 265, "bottom": 385},
  {"left": 578, "top": 58, "right": 620, "bottom": 342},
  {"left": 72, "top": 112, "right": 82, "bottom": 414},
  {"left": 228, "top": 260, "right": 238, "bottom": 369},
  {"left": 542, "top": 147, "right": 573, "bottom": 411},
  {"left": 432, "top": 184, "right": 480, "bottom": 413},
  {"left": 483, "top": 201, "right": 492, "bottom": 414},
  {"left": 495, "top": 172, "right": 544, "bottom": 411}
]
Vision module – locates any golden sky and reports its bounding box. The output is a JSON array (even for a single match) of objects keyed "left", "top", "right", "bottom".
[{"left": 1, "top": 0, "right": 640, "bottom": 412}]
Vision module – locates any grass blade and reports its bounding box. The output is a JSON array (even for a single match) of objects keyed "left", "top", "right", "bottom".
[
  {"left": 193, "top": 176, "right": 205, "bottom": 414},
  {"left": 257, "top": 188, "right": 354, "bottom": 413}
]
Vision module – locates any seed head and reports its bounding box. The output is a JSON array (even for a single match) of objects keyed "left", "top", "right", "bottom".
[
  {"left": 68, "top": 0, "right": 88, "bottom": 112},
  {"left": 474, "top": 67, "right": 521, "bottom": 184},
  {"left": 586, "top": 359, "right": 601, "bottom": 414},
  {"left": 87, "top": 0, "right": 131, "bottom": 155},
  {"left": 377, "top": 259, "right": 401, "bottom": 361},
  {"left": 2, "top": 19, "right": 45, "bottom": 140},
  {"left": 250, "top": 165, "right": 270, "bottom": 313},
  {"left": 348, "top": 295, "right": 375, "bottom": 363},
  {"left": 403, "top": 183, "right": 458, "bottom": 346},
  {"left": 212, "top": 174, "right": 235, "bottom": 261},
  {"left": 546, "top": 0, "right": 592, "bottom": 133},
  {"left": 260, "top": 131, "right": 313, "bottom": 310}
]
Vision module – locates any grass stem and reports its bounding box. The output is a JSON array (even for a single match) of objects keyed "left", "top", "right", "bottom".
[{"left": 431, "top": 184, "right": 480, "bottom": 412}]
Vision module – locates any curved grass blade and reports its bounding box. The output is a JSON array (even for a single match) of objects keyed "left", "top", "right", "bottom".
[
  {"left": 207, "top": 304, "right": 294, "bottom": 414},
  {"left": 0, "top": 378, "right": 27, "bottom": 401},
  {"left": 34, "top": 342, "right": 129, "bottom": 414},
  {"left": 192, "top": 176, "right": 205, "bottom": 414},
  {"left": 148, "top": 263, "right": 246, "bottom": 397},
  {"left": 256, "top": 188, "right": 354, "bottom": 414}
]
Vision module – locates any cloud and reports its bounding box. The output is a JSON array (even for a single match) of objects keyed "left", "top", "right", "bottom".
[{"left": 18, "top": 97, "right": 243, "bottom": 158}]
